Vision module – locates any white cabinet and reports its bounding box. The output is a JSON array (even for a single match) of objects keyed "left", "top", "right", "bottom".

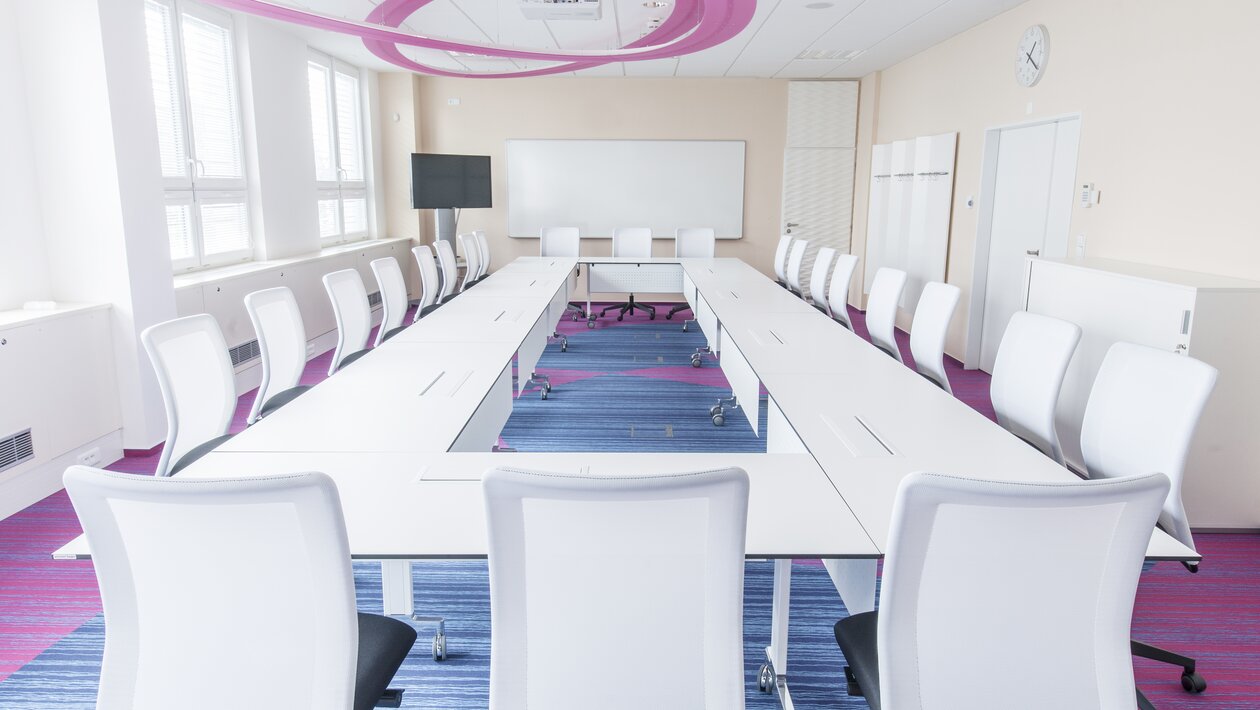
[{"left": 1024, "top": 257, "right": 1260, "bottom": 529}]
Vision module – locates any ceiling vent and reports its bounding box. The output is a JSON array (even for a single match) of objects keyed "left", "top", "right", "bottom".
[
  {"left": 0, "top": 429, "right": 35, "bottom": 474},
  {"left": 519, "top": 0, "right": 602, "bottom": 21},
  {"left": 796, "top": 49, "right": 864, "bottom": 62}
]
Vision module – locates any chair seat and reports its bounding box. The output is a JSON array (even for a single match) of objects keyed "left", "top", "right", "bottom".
[
  {"left": 834, "top": 611, "right": 882, "bottom": 710},
  {"left": 354, "top": 613, "right": 417, "bottom": 710},
  {"left": 169, "top": 433, "right": 236, "bottom": 476},
  {"left": 440, "top": 293, "right": 460, "bottom": 304},
  {"left": 380, "top": 325, "right": 409, "bottom": 343},
  {"left": 419, "top": 303, "right": 442, "bottom": 318},
  {"left": 259, "top": 385, "right": 311, "bottom": 419},
  {"left": 341, "top": 349, "right": 371, "bottom": 369}
]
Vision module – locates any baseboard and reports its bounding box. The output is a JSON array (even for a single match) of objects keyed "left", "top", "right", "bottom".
[
  {"left": 0, "top": 430, "right": 123, "bottom": 521},
  {"left": 1191, "top": 527, "right": 1260, "bottom": 534}
]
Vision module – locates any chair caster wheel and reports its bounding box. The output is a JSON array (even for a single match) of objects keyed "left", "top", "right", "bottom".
[
  {"left": 587, "top": 320, "right": 595, "bottom": 329},
  {"left": 1182, "top": 672, "right": 1207, "bottom": 693},
  {"left": 691, "top": 357, "right": 701, "bottom": 368},
  {"left": 758, "top": 663, "right": 773, "bottom": 693},
  {"left": 710, "top": 405, "right": 722, "bottom": 416},
  {"left": 561, "top": 343, "right": 567, "bottom": 352},
  {"left": 712, "top": 413, "right": 725, "bottom": 426},
  {"left": 665, "top": 312, "right": 673, "bottom": 319},
  {"left": 571, "top": 313, "right": 580, "bottom": 321},
  {"left": 544, "top": 383, "right": 552, "bottom": 392},
  {"left": 649, "top": 313, "right": 656, "bottom": 320},
  {"left": 617, "top": 315, "right": 624, "bottom": 321},
  {"left": 540, "top": 391, "right": 548, "bottom": 400},
  {"left": 433, "top": 633, "right": 447, "bottom": 661},
  {"left": 682, "top": 324, "right": 689, "bottom": 332}
]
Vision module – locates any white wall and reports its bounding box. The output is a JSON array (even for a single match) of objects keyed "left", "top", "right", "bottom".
[
  {"left": 238, "top": 15, "right": 321, "bottom": 260},
  {"left": 0, "top": 1, "right": 51, "bottom": 311}
]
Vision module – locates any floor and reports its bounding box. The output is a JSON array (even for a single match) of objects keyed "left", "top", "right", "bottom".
[{"left": 0, "top": 301, "right": 1256, "bottom": 707}]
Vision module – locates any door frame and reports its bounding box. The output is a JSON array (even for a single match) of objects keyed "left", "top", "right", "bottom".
[{"left": 964, "top": 112, "right": 1082, "bottom": 370}]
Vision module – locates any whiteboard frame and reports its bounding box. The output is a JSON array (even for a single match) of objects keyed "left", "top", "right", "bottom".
[{"left": 506, "top": 139, "right": 746, "bottom": 239}]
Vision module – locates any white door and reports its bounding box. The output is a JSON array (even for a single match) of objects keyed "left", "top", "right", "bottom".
[
  {"left": 780, "top": 81, "right": 858, "bottom": 297},
  {"left": 975, "top": 117, "right": 1079, "bottom": 371}
]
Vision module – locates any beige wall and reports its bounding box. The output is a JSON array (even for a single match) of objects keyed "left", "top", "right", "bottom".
[
  {"left": 403, "top": 76, "right": 790, "bottom": 279},
  {"left": 870, "top": 0, "right": 1260, "bottom": 358}
]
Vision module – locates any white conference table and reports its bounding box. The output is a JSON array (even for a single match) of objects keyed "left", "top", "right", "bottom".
[{"left": 54, "top": 254, "right": 1199, "bottom": 710}]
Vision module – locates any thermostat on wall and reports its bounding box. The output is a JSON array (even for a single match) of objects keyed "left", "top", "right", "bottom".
[{"left": 1080, "top": 183, "right": 1099, "bottom": 208}]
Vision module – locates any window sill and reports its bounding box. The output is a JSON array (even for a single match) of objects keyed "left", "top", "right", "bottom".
[{"left": 172, "top": 236, "right": 414, "bottom": 290}]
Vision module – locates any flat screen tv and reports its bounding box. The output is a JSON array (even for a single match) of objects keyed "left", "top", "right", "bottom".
[{"left": 411, "top": 153, "right": 492, "bottom": 209}]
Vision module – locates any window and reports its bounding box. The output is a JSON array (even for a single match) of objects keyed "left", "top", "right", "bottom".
[
  {"left": 308, "top": 52, "right": 369, "bottom": 245},
  {"left": 144, "top": 0, "right": 252, "bottom": 271}
]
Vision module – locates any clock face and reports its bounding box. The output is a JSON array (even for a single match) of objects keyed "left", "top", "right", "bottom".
[{"left": 1016, "top": 24, "right": 1049, "bottom": 87}]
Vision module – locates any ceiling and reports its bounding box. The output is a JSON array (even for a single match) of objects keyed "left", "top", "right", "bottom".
[{"left": 275, "top": 0, "right": 1029, "bottom": 78}]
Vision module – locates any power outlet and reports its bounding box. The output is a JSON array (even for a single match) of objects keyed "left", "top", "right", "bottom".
[{"left": 76, "top": 447, "right": 102, "bottom": 467}]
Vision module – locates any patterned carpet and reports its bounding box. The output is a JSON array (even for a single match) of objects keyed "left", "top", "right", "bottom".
[{"left": 0, "top": 302, "right": 1257, "bottom": 708}]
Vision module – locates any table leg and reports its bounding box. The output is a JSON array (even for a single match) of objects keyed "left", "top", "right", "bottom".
[
  {"left": 380, "top": 560, "right": 414, "bottom": 616},
  {"left": 823, "top": 558, "right": 877, "bottom": 614},
  {"left": 759, "top": 558, "right": 796, "bottom": 709}
]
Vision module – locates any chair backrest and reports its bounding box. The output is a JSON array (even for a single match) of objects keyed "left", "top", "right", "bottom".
[
  {"left": 785, "top": 239, "right": 809, "bottom": 293},
  {"left": 64, "top": 467, "right": 358, "bottom": 710},
  {"left": 989, "top": 312, "right": 1082, "bottom": 464},
  {"left": 457, "top": 233, "right": 481, "bottom": 293},
  {"left": 483, "top": 466, "right": 750, "bottom": 710},
  {"left": 772, "top": 234, "right": 793, "bottom": 282},
  {"left": 808, "top": 246, "right": 836, "bottom": 307},
  {"left": 369, "top": 257, "right": 408, "bottom": 346},
  {"left": 1081, "top": 342, "right": 1218, "bottom": 551},
  {"left": 322, "top": 268, "right": 371, "bottom": 376},
  {"left": 540, "top": 226, "right": 580, "bottom": 257},
  {"left": 877, "top": 471, "right": 1170, "bottom": 710},
  {"left": 909, "top": 281, "right": 961, "bottom": 394},
  {"left": 140, "top": 314, "right": 236, "bottom": 478},
  {"left": 244, "top": 287, "right": 307, "bottom": 425},
  {"left": 865, "top": 267, "right": 907, "bottom": 362},
  {"left": 827, "top": 254, "right": 860, "bottom": 326},
  {"left": 674, "top": 227, "right": 716, "bottom": 258},
  {"left": 611, "top": 227, "right": 653, "bottom": 258},
  {"left": 411, "top": 244, "right": 439, "bottom": 317},
  {"left": 434, "top": 239, "right": 459, "bottom": 301},
  {"left": 475, "top": 230, "right": 491, "bottom": 277}
]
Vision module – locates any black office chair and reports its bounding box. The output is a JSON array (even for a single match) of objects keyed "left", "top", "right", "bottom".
[{"left": 599, "top": 227, "right": 656, "bottom": 320}]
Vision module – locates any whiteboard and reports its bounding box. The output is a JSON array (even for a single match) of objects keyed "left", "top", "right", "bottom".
[{"left": 506, "top": 139, "right": 745, "bottom": 239}]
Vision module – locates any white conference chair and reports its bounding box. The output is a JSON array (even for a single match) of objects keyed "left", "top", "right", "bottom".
[
  {"left": 908, "top": 282, "right": 961, "bottom": 394},
  {"left": 808, "top": 246, "right": 836, "bottom": 313},
  {"left": 667, "top": 227, "right": 716, "bottom": 323},
  {"left": 63, "top": 467, "right": 417, "bottom": 710},
  {"left": 244, "top": 287, "right": 312, "bottom": 425},
  {"left": 322, "top": 268, "right": 372, "bottom": 376},
  {"left": 827, "top": 254, "right": 860, "bottom": 329},
  {"left": 540, "top": 226, "right": 586, "bottom": 335},
  {"left": 865, "top": 267, "right": 908, "bottom": 362},
  {"left": 772, "top": 234, "right": 793, "bottom": 288},
  {"left": 989, "top": 312, "right": 1082, "bottom": 465},
  {"left": 474, "top": 230, "right": 491, "bottom": 282},
  {"left": 411, "top": 244, "right": 442, "bottom": 322},
  {"left": 141, "top": 314, "right": 236, "bottom": 478},
  {"left": 483, "top": 466, "right": 750, "bottom": 710},
  {"left": 457, "top": 233, "right": 481, "bottom": 293},
  {"left": 1080, "top": 342, "right": 1218, "bottom": 698},
  {"left": 784, "top": 239, "right": 809, "bottom": 297},
  {"left": 434, "top": 239, "right": 460, "bottom": 303},
  {"left": 370, "top": 257, "right": 409, "bottom": 346},
  {"left": 600, "top": 227, "right": 656, "bottom": 320},
  {"left": 835, "top": 471, "right": 1170, "bottom": 710}
]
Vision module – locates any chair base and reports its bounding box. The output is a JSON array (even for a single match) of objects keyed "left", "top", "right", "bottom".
[
  {"left": 1132, "top": 639, "right": 1207, "bottom": 694},
  {"left": 600, "top": 294, "right": 656, "bottom": 321},
  {"left": 666, "top": 303, "right": 691, "bottom": 320}
]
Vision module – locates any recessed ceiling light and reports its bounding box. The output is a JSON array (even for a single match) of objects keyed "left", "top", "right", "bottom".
[{"left": 805, "top": 2, "right": 835, "bottom": 8}]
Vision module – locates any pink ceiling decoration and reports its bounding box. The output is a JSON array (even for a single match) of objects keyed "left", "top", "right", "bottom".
[{"left": 200, "top": 0, "right": 756, "bottom": 78}]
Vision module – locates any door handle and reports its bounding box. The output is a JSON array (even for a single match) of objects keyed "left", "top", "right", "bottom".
[
  {"left": 1026, "top": 249, "right": 1040, "bottom": 256},
  {"left": 785, "top": 222, "right": 799, "bottom": 234}
]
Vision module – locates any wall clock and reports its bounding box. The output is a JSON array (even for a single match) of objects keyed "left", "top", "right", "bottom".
[{"left": 1016, "top": 24, "right": 1049, "bottom": 87}]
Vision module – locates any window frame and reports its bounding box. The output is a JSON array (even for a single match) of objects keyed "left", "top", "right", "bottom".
[
  {"left": 147, "top": 0, "right": 253, "bottom": 272},
  {"left": 307, "top": 50, "right": 370, "bottom": 247}
]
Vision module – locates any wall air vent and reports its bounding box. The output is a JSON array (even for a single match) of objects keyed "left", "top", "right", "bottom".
[
  {"left": 367, "top": 291, "right": 383, "bottom": 308},
  {"left": 228, "top": 339, "right": 261, "bottom": 368},
  {"left": 0, "top": 429, "right": 35, "bottom": 474},
  {"left": 519, "top": 0, "right": 602, "bottom": 21}
]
